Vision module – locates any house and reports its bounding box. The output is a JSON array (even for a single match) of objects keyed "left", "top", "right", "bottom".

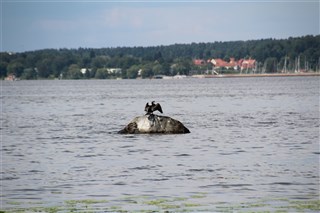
[
  {"left": 210, "top": 58, "right": 238, "bottom": 69},
  {"left": 80, "top": 68, "right": 90, "bottom": 74},
  {"left": 80, "top": 68, "right": 86, "bottom": 74},
  {"left": 5, "top": 74, "right": 17, "bottom": 81},
  {"left": 193, "top": 59, "right": 207, "bottom": 66},
  {"left": 209, "top": 57, "right": 256, "bottom": 71},
  {"left": 107, "top": 68, "right": 122, "bottom": 74},
  {"left": 238, "top": 58, "right": 256, "bottom": 70}
]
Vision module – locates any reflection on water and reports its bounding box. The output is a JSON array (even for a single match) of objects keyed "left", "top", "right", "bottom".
[{"left": 1, "top": 77, "right": 319, "bottom": 211}]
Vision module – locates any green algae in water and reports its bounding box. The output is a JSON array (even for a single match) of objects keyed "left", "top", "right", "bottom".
[
  {"left": 3, "top": 195, "right": 319, "bottom": 213},
  {"left": 39, "top": 206, "right": 61, "bottom": 213},
  {"left": 190, "top": 192, "right": 207, "bottom": 199},
  {"left": 3, "top": 206, "right": 62, "bottom": 213},
  {"left": 6, "top": 201, "right": 21, "bottom": 206},
  {"left": 144, "top": 198, "right": 169, "bottom": 206},
  {"left": 158, "top": 203, "right": 180, "bottom": 210},
  {"left": 288, "top": 200, "right": 320, "bottom": 211},
  {"left": 65, "top": 199, "right": 108, "bottom": 205},
  {"left": 216, "top": 199, "right": 320, "bottom": 213},
  {"left": 184, "top": 203, "right": 201, "bottom": 207},
  {"left": 172, "top": 197, "right": 188, "bottom": 201}
]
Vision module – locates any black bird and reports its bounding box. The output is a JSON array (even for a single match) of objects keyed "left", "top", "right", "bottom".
[{"left": 145, "top": 101, "right": 163, "bottom": 115}]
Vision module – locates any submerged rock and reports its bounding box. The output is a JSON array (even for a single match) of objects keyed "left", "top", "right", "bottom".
[{"left": 118, "top": 114, "right": 190, "bottom": 134}]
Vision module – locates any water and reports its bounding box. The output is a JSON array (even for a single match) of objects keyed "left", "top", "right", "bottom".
[{"left": 1, "top": 77, "right": 319, "bottom": 212}]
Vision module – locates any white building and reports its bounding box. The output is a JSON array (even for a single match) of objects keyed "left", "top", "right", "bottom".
[{"left": 107, "top": 68, "right": 122, "bottom": 74}]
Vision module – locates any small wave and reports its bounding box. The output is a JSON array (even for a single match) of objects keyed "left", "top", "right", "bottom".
[
  {"left": 18, "top": 125, "right": 37, "bottom": 129},
  {"left": 129, "top": 165, "right": 161, "bottom": 170},
  {"left": 1, "top": 176, "right": 20, "bottom": 181},
  {"left": 256, "top": 121, "right": 277, "bottom": 126},
  {"left": 72, "top": 114, "right": 85, "bottom": 116},
  {"left": 142, "top": 178, "right": 169, "bottom": 181},
  {"left": 269, "top": 182, "right": 314, "bottom": 186},
  {"left": 28, "top": 170, "right": 44, "bottom": 173},
  {"left": 128, "top": 149, "right": 151, "bottom": 153},
  {"left": 199, "top": 184, "right": 253, "bottom": 188},
  {"left": 188, "top": 169, "right": 214, "bottom": 172},
  {"left": 174, "top": 154, "right": 191, "bottom": 157},
  {"left": 113, "top": 182, "right": 127, "bottom": 185},
  {"left": 13, "top": 188, "right": 45, "bottom": 192},
  {"left": 75, "top": 154, "right": 98, "bottom": 158}
]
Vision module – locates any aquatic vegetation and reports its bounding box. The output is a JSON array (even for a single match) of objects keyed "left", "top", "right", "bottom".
[
  {"left": 65, "top": 199, "right": 108, "bottom": 205},
  {"left": 108, "top": 207, "right": 129, "bottom": 213},
  {"left": 143, "top": 198, "right": 169, "bottom": 206},
  {"left": 172, "top": 197, "right": 188, "bottom": 201},
  {"left": 190, "top": 194, "right": 206, "bottom": 199},
  {"left": 183, "top": 203, "right": 201, "bottom": 207},
  {"left": 39, "top": 206, "right": 61, "bottom": 213},
  {"left": 64, "top": 199, "right": 109, "bottom": 212},
  {"left": 190, "top": 192, "right": 207, "bottom": 199},
  {"left": 2, "top": 196, "right": 319, "bottom": 212},
  {"left": 6, "top": 201, "right": 21, "bottom": 205},
  {"left": 1, "top": 206, "right": 62, "bottom": 213},
  {"left": 287, "top": 200, "right": 320, "bottom": 211}
]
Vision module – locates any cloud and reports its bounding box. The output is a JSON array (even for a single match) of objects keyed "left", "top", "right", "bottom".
[
  {"left": 97, "top": 6, "right": 219, "bottom": 45},
  {"left": 3, "top": 1, "right": 319, "bottom": 52}
]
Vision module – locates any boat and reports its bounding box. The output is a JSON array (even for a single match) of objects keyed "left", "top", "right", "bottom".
[{"left": 5, "top": 74, "right": 19, "bottom": 81}]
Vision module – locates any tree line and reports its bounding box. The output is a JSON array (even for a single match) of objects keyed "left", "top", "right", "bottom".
[{"left": 1, "top": 35, "right": 319, "bottom": 79}]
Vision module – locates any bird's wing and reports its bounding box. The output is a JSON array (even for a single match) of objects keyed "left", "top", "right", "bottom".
[
  {"left": 144, "top": 103, "right": 149, "bottom": 112},
  {"left": 155, "top": 103, "right": 163, "bottom": 113}
]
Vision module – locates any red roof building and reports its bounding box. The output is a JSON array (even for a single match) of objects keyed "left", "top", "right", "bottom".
[
  {"left": 210, "top": 58, "right": 238, "bottom": 69},
  {"left": 239, "top": 58, "right": 256, "bottom": 70},
  {"left": 209, "top": 57, "right": 256, "bottom": 71},
  {"left": 193, "top": 59, "right": 207, "bottom": 66}
]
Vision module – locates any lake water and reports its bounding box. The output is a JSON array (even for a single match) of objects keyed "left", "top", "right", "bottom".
[{"left": 1, "top": 77, "right": 319, "bottom": 212}]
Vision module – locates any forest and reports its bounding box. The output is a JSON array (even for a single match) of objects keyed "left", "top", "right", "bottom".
[{"left": 1, "top": 35, "right": 319, "bottom": 79}]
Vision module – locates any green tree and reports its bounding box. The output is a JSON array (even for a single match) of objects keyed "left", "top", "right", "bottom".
[
  {"left": 153, "top": 51, "right": 164, "bottom": 63},
  {"left": 126, "top": 65, "right": 140, "bottom": 79},
  {"left": 51, "top": 56, "right": 69, "bottom": 78},
  {"left": 21, "top": 68, "right": 37, "bottom": 79},
  {"left": 95, "top": 68, "right": 107, "bottom": 79},
  {"left": 264, "top": 57, "right": 278, "bottom": 73},
  {"left": 92, "top": 56, "right": 109, "bottom": 69},
  {"left": 84, "top": 69, "right": 91, "bottom": 79},
  {"left": 171, "top": 58, "right": 191, "bottom": 75},
  {"left": 0, "top": 61, "right": 8, "bottom": 78},
  {"left": 1, "top": 35, "right": 319, "bottom": 79},
  {"left": 7, "top": 61, "right": 24, "bottom": 77},
  {"left": 152, "top": 63, "right": 163, "bottom": 76},
  {"left": 161, "top": 62, "right": 171, "bottom": 76},
  {"left": 36, "top": 59, "right": 52, "bottom": 78},
  {"left": 67, "top": 64, "right": 82, "bottom": 79},
  {"left": 141, "top": 63, "right": 153, "bottom": 78}
]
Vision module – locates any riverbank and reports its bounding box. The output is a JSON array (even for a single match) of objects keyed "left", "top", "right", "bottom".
[{"left": 192, "top": 72, "right": 320, "bottom": 78}]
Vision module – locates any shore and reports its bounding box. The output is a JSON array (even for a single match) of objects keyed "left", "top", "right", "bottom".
[
  {"left": 192, "top": 72, "right": 320, "bottom": 78},
  {"left": 3, "top": 72, "right": 320, "bottom": 81}
]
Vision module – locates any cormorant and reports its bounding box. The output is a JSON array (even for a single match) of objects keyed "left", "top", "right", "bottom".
[{"left": 145, "top": 101, "right": 163, "bottom": 115}]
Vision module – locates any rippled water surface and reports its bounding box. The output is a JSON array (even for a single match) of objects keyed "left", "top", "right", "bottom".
[{"left": 1, "top": 77, "right": 319, "bottom": 212}]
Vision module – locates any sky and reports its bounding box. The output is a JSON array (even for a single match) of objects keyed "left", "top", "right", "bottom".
[{"left": 1, "top": 0, "right": 319, "bottom": 52}]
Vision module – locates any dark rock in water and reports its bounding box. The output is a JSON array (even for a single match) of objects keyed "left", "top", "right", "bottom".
[{"left": 118, "top": 114, "right": 190, "bottom": 134}]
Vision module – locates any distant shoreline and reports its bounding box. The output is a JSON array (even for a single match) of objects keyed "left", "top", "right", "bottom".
[
  {"left": 192, "top": 72, "right": 320, "bottom": 79},
  {"left": 2, "top": 72, "right": 320, "bottom": 81}
]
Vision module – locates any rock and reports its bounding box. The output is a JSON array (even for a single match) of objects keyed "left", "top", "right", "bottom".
[{"left": 118, "top": 114, "right": 190, "bottom": 134}]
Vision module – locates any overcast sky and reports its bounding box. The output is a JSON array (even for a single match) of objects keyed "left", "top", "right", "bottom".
[{"left": 1, "top": 0, "right": 319, "bottom": 52}]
